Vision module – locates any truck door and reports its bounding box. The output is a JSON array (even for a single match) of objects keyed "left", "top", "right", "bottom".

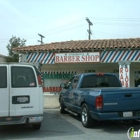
[
  {"left": 62, "top": 77, "right": 75, "bottom": 108},
  {"left": 68, "top": 76, "right": 79, "bottom": 111},
  {"left": 0, "top": 65, "right": 9, "bottom": 116},
  {"left": 9, "top": 65, "right": 41, "bottom": 116}
]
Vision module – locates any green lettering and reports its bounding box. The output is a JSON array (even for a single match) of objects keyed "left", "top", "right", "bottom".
[
  {"left": 54, "top": 73, "right": 59, "bottom": 79},
  {"left": 63, "top": 73, "right": 67, "bottom": 79},
  {"left": 59, "top": 73, "right": 62, "bottom": 79},
  {"left": 43, "top": 73, "right": 49, "bottom": 79},
  {"left": 50, "top": 74, "right": 54, "bottom": 79}
]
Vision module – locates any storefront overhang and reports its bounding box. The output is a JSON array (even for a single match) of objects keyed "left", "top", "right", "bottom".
[{"left": 19, "top": 50, "right": 139, "bottom": 64}]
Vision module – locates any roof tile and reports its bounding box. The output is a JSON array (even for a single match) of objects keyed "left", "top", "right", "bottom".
[{"left": 12, "top": 38, "right": 140, "bottom": 53}]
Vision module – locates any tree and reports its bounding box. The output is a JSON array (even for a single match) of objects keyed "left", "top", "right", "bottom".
[{"left": 6, "top": 36, "right": 26, "bottom": 62}]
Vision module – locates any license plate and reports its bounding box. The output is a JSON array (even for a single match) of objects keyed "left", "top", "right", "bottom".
[
  {"left": 123, "top": 112, "right": 133, "bottom": 117},
  {"left": 6, "top": 117, "right": 12, "bottom": 121},
  {"left": 17, "top": 96, "right": 29, "bottom": 103},
  {"left": 29, "top": 117, "right": 43, "bottom": 122},
  {"left": 12, "top": 96, "right": 30, "bottom": 104}
]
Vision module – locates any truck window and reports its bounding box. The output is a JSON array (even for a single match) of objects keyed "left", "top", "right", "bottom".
[
  {"left": 65, "top": 77, "right": 75, "bottom": 89},
  {"left": 80, "top": 74, "right": 121, "bottom": 88},
  {"left": 11, "top": 66, "right": 37, "bottom": 88},
  {"left": 66, "top": 76, "right": 80, "bottom": 89},
  {"left": 0, "top": 66, "right": 7, "bottom": 88}
]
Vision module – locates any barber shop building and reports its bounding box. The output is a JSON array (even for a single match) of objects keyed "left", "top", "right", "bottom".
[{"left": 13, "top": 38, "right": 140, "bottom": 94}]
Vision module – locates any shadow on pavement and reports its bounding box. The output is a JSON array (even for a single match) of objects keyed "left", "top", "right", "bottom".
[
  {"left": 68, "top": 112, "right": 140, "bottom": 134},
  {"left": 0, "top": 111, "right": 84, "bottom": 139}
]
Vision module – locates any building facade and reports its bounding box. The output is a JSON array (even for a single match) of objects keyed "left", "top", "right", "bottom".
[
  {"left": 13, "top": 38, "right": 140, "bottom": 94},
  {"left": 0, "top": 54, "right": 7, "bottom": 62}
]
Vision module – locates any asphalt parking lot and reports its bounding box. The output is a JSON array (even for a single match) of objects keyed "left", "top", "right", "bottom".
[{"left": 0, "top": 109, "right": 140, "bottom": 140}]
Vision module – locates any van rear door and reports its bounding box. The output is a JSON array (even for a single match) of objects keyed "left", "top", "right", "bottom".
[
  {"left": 9, "top": 65, "right": 41, "bottom": 116},
  {"left": 0, "top": 65, "right": 9, "bottom": 116}
]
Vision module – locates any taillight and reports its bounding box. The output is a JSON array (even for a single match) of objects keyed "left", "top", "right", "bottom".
[
  {"left": 95, "top": 96, "right": 103, "bottom": 109},
  {"left": 96, "top": 73, "right": 104, "bottom": 76},
  {"left": 37, "top": 75, "right": 43, "bottom": 85}
]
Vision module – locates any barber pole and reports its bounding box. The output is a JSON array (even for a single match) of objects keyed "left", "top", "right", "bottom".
[{"left": 119, "top": 61, "right": 131, "bottom": 87}]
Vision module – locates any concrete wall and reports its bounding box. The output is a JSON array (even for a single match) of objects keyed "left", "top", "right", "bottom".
[{"left": 44, "top": 94, "right": 60, "bottom": 109}]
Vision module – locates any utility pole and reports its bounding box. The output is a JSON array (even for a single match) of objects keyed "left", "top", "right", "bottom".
[
  {"left": 38, "top": 33, "right": 45, "bottom": 44},
  {"left": 86, "top": 17, "right": 93, "bottom": 40}
]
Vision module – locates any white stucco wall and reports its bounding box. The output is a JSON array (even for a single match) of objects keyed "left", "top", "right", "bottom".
[{"left": 41, "top": 62, "right": 140, "bottom": 87}]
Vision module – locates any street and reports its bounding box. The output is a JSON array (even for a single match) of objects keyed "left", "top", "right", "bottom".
[{"left": 0, "top": 109, "right": 140, "bottom": 140}]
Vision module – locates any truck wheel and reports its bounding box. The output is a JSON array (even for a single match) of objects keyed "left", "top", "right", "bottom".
[
  {"left": 32, "top": 123, "right": 41, "bottom": 130},
  {"left": 59, "top": 97, "right": 66, "bottom": 114},
  {"left": 81, "top": 104, "right": 94, "bottom": 128}
]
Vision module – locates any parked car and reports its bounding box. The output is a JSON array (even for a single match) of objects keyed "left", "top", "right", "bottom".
[
  {"left": 0, "top": 63, "right": 44, "bottom": 130},
  {"left": 59, "top": 73, "right": 140, "bottom": 128}
]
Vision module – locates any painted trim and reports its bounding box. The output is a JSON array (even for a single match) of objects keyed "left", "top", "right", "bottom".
[{"left": 24, "top": 50, "right": 139, "bottom": 64}]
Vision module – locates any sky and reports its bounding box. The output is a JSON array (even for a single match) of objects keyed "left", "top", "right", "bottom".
[{"left": 0, "top": 0, "right": 140, "bottom": 56}]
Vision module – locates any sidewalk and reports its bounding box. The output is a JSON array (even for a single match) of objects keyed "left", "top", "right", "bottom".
[{"left": 43, "top": 93, "right": 60, "bottom": 109}]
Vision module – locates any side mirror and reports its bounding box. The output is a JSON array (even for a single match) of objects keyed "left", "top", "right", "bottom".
[{"left": 60, "top": 83, "right": 66, "bottom": 88}]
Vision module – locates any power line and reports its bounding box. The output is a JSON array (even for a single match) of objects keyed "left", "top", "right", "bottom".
[
  {"left": 1, "top": 17, "right": 140, "bottom": 43},
  {"left": 0, "top": 23, "right": 86, "bottom": 43},
  {"left": 42, "top": 23, "right": 86, "bottom": 36},
  {"left": 89, "top": 16, "right": 140, "bottom": 21},
  {"left": 41, "top": 18, "right": 83, "bottom": 34},
  {"left": 93, "top": 30, "right": 134, "bottom": 38},
  {"left": 0, "top": 18, "right": 84, "bottom": 42}
]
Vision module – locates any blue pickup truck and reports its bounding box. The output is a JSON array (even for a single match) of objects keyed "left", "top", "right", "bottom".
[{"left": 59, "top": 73, "right": 140, "bottom": 128}]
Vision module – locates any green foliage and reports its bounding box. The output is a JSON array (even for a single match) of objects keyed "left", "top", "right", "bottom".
[{"left": 6, "top": 36, "right": 26, "bottom": 62}]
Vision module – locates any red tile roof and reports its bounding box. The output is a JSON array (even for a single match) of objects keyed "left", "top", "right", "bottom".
[{"left": 12, "top": 38, "right": 140, "bottom": 53}]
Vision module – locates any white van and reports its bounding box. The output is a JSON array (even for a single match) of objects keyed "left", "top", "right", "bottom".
[{"left": 0, "top": 63, "right": 44, "bottom": 130}]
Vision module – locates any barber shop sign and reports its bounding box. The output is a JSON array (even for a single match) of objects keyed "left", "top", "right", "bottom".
[{"left": 55, "top": 52, "right": 100, "bottom": 63}]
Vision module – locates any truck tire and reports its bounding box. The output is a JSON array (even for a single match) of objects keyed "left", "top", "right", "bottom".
[
  {"left": 32, "top": 123, "right": 41, "bottom": 130},
  {"left": 81, "top": 104, "right": 94, "bottom": 128},
  {"left": 59, "top": 97, "right": 66, "bottom": 114}
]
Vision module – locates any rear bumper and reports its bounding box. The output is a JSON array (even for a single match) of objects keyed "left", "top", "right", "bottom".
[
  {"left": 0, "top": 114, "right": 44, "bottom": 125},
  {"left": 90, "top": 111, "right": 140, "bottom": 121}
]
